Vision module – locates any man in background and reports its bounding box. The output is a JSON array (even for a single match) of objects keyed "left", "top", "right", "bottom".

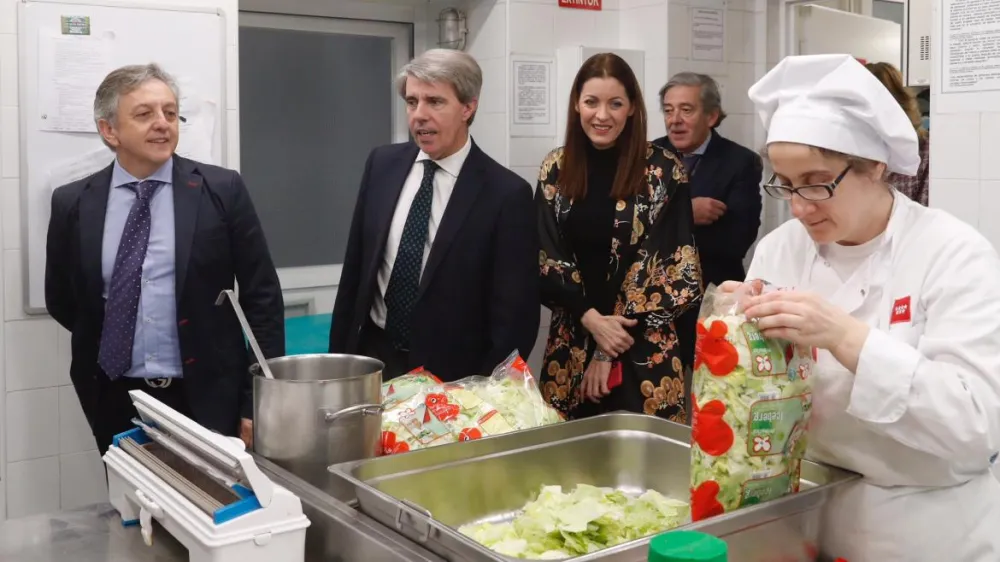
[
  {"left": 329, "top": 49, "right": 539, "bottom": 381},
  {"left": 45, "top": 63, "right": 284, "bottom": 453},
  {"left": 653, "top": 72, "right": 763, "bottom": 385}
]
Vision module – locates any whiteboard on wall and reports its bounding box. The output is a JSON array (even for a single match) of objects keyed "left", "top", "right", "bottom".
[{"left": 17, "top": 0, "right": 228, "bottom": 314}]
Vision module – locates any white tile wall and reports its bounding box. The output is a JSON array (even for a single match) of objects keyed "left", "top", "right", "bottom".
[
  {"left": 467, "top": 1, "right": 507, "bottom": 60},
  {"left": 621, "top": 3, "right": 668, "bottom": 55},
  {"left": 1, "top": 179, "right": 19, "bottom": 250},
  {"left": 0, "top": 0, "right": 11, "bottom": 524},
  {"left": 4, "top": 319, "right": 66, "bottom": 392},
  {"left": 510, "top": 137, "right": 554, "bottom": 168},
  {"left": 511, "top": 166, "right": 539, "bottom": 187},
  {"left": 977, "top": 181, "right": 1000, "bottom": 248},
  {"left": 930, "top": 112, "right": 980, "bottom": 181},
  {"left": 2, "top": 250, "right": 24, "bottom": 322},
  {"left": 477, "top": 57, "right": 508, "bottom": 115},
  {"left": 929, "top": 179, "right": 980, "bottom": 229},
  {"left": 471, "top": 111, "right": 509, "bottom": 164},
  {"left": 978, "top": 113, "right": 1000, "bottom": 182},
  {"left": 509, "top": 2, "right": 557, "bottom": 54},
  {"left": 929, "top": 0, "right": 1000, "bottom": 241},
  {"left": 0, "top": 106, "right": 18, "bottom": 177},
  {"left": 0, "top": 34, "right": 16, "bottom": 113},
  {"left": 0, "top": 0, "right": 15, "bottom": 35},
  {"left": 666, "top": 3, "right": 690, "bottom": 57},
  {"left": 5, "top": 388, "right": 59, "bottom": 463},
  {"left": 664, "top": 0, "right": 762, "bottom": 151}
]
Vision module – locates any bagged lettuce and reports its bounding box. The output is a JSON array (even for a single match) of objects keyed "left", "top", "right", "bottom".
[
  {"left": 690, "top": 282, "right": 816, "bottom": 521},
  {"left": 379, "top": 352, "right": 564, "bottom": 456}
]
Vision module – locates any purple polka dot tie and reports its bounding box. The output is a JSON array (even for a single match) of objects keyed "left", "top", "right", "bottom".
[
  {"left": 384, "top": 160, "right": 437, "bottom": 351},
  {"left": 98, "top": 181, "right": 159, "bottom": 379}
]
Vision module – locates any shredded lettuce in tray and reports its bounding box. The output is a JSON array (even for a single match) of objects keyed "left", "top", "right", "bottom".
[{"left": 457, "top": 484, "right": 690, "bottom": 559}]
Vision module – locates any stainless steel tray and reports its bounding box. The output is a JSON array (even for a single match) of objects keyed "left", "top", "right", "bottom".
[{"left": 329, "top": 413, "right": 859, "bottom": 562}]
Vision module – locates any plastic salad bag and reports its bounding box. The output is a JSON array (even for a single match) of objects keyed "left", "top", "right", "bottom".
[
  {"left": 690, "top": 281, "right": 816, "bottom": 521},
  {"left": 379, "top": 351, "right": 564, "bottom": 455}
]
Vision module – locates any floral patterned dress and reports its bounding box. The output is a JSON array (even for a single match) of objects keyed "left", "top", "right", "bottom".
[{"left": 536, "top": 143, "right": 703, "bottom": 423}]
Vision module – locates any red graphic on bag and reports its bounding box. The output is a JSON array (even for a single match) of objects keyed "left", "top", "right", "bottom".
[
  {"left": 695, "top": 320, "right": 740, "bottom": 376},
  {"left": 691, "top": 394, "right": 735, "bottom": 456},
  {"left": 691, "top": 480, "right": 725, "bottom": 521},
  {"left": 424, "top": 393, "right": 460, "bottom": 421},
  {"left": 380, "top": 430, "right": 410, "bottom": 455},
  {"left": 458, "top": 427, "right": 483, "bottom": 441}
]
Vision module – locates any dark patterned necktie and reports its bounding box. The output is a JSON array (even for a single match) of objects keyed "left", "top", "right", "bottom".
[
  {"left": 682, "top": 153, "right": 701, "bottom": 177},
  {"left": 384, "top": 160, "right": 438, "bottom": 350},
  {"left": 98, "top": 180, "right": 159, "bottom": 379}
]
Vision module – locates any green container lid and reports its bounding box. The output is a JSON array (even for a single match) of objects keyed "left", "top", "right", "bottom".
[{"left": 648, "top": 531, "right": 728, "bottom": 562}]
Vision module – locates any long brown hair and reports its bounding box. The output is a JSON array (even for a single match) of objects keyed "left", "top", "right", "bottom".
[
  {"left": 865, "top": 62, "right": 927, "bottom": 140},
  {"left": 559, "top": 53, "right": 648, "bottom": 200}
]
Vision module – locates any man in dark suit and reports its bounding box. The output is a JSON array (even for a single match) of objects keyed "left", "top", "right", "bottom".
[
  {"left": 329, "top": 49, "right": 539, "bottom": 382},
  {"left": 45, "top": 63, "right": 284, "bottom": 454},
  {"left": 653, "top": 72, "right": 763, "bottom": 380}
]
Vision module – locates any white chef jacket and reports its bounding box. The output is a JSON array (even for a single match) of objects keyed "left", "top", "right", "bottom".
[{"left": 746, "top": 193, "right": 1000, "bottom": 561}]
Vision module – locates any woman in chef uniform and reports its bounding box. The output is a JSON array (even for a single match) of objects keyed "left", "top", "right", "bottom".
[{"left": 735, "top": 54, "right": 1000, "bottom": 560}]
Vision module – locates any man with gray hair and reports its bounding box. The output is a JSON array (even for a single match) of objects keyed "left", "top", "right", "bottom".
[
  {"left": 653, "top": 71, "right": 762, "bottom": 380},
  {"left": 330, "top": 49, "right": 539, "bottom": 381},
  {"left": 45, "top": 63, "right": 284, "bottom": 454}
]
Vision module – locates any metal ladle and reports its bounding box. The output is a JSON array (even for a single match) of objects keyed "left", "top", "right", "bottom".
[{"left": 214, "top": 289, "right": 275, "bottom": 380}]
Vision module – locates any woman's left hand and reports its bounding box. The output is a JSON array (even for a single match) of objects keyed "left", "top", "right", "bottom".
[
  {"left": 743, "top": 290, "right": 870, "bottom": 371},
  {"left": 582, "top": 359, "right": 613, "bottom": 403}
]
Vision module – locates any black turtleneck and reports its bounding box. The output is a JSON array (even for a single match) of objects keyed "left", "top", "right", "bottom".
[{"left": 564, "top": 142, "right": 620, "bottom": 319}]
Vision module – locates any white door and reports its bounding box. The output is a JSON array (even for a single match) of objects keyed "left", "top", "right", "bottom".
[{"left": 237, "top": 13, "right": 412, "bottom": 318}]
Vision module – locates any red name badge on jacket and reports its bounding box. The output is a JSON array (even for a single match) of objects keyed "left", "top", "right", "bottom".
[{"left": 891, "top": 296, "right": 912, "bottom": 325}]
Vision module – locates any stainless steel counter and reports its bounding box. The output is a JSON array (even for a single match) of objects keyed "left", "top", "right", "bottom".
[
  {"left": 0, "top": 503, "right": 187, "bottom": 562},
  {"left": 0, "top": 454, "right": 444, "bottom": 562},
  {"left": 252, "top": 452, "right": 446, "bottom": 562}
]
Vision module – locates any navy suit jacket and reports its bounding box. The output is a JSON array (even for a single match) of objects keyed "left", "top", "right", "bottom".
[
  {"left": 653, "top": 132, "right": 763, "bottom": 285},
  {"left": 45, "top": 156, "right": 285, "bottom": 437},
  {"left": 329, "top": 140, "right": 540, "bottom": 381}
]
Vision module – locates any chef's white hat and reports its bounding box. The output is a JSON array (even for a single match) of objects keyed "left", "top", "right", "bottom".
[{"left": 747, "top": 54, "right": 919, "bottom": 176}]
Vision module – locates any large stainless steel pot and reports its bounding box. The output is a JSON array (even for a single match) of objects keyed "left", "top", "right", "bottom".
[{"left": 253, "top": 353, "right": 384, "bottom": 494}]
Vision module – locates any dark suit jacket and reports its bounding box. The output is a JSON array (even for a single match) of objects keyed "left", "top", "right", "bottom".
[
  {"left": 45, "top": 155, "right": 284, "bottom": 437},
  {"left": 653, "top": 132, "right": 763, "bottom": 285},
  {"left": 329, "top": 140, "right": 540, "bottom": 381}
]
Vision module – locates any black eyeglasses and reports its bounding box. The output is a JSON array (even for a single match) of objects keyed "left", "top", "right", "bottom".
[{"left": 762, "top": 165, "right": 851, "bottom": 201}]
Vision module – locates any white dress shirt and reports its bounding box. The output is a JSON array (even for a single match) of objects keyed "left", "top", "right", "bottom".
[{"left": 370, "top": 135, "right": 473, "bottom": 328}]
